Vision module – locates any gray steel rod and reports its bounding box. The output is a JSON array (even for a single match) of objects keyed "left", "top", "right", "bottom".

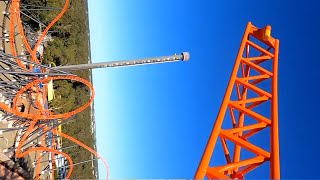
[
  {"left": 1, "top": 52, "right": 70, "bottom": 74},
  {"left": 21, "top": 8, "right": 61, "bottom": 11},
  {"left": 52, "top": 52, "right": 190, "bottom": 71},
  {"left": 5, "top": 118, "right": 72, "bottom": 153},
  {"left": 20, "top": 11, "right": 46, "bottom": 27},
  {"left": 44, "top": 158, "right": 99, "bottom": 172},
  {"left": 57, "top": 145, "right": 78, "bottom": 151},
  {"left": 0, "top": 70, "right": 72, "bottom": 76}
]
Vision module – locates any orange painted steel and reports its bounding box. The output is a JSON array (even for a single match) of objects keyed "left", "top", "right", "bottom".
[
  {"left": 4, "top": 1, "right": 109, "bottom": 179},
  {"left": 14, "top": 0, "right": 37, "bottom": 64},
  {"left": 9, "top": 0, "right": 70, "bottom": 67},
  {"left": 194, "top": 22, "right": 280, "bottom": 179},
  {"left": 0, "top": 75, "right": 107, "bottom": 179},
  {"left": 14, "top": 116, "right": 74, "bottom": 180},
  {"left": 59, "top": 131, "right": 109, "bottom": 177},
  {"left": 31, "top": 0, "right": 69, "bottom": 63},
  {"left": 9, "top": 0, "right": 25, "bottom": 68}
]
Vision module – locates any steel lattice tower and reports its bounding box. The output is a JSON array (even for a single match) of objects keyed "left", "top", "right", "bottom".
[{"left": 194, "top": 22, "right": 280, "bottom": 179}]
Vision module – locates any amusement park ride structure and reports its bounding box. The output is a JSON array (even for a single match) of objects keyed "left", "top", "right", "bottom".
[
  {"left": 0, "top": 0, "right": 280, "bottom": 179},
  {"left": 194, "top": 22, "right": 280, "bottom": 179}
]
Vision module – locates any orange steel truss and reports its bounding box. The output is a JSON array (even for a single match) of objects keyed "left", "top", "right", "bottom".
[{"left": 194, "top": 22, "right": 280, "bottom": 179}]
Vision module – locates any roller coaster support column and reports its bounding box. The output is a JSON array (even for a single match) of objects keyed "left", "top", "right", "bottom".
[{"left": 194, "top": 22, "right": 280, "bottom": 179}]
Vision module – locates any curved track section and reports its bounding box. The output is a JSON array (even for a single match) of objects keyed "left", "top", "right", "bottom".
[{"left": 3, "top": 0, "right": 108, "bottom": 179}]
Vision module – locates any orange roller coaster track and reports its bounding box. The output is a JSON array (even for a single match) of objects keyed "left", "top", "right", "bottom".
[
  {"left": 4, "top": 0, "right": 108, "bottom": 179},
  {"left": 4, "top": 0, "right": 187, "bottom": 179},
  {"left": 194, "top": 22, "right": 280, "bottom": 179},
  {"left": 4, "top": 0, "right": 280, "bottom": 178}
]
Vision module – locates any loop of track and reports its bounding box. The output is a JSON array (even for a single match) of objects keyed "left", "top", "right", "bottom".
[{"left": 4, "top": 0, "right": 109, "bottom": 179}]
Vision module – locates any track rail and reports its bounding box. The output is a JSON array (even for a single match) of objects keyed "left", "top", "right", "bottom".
[{"left": 5, "top": 0, "right": 109, "bottom": 179}]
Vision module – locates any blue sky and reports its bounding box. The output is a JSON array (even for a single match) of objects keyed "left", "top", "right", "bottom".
[{"left": 88, "top": 0, "right": 320, "bottom": 179}]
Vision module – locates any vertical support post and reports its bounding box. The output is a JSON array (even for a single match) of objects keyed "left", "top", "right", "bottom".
[
  {"left": 194, "top": 22, "right": 280, "bottom": 179},
  {"left": 194, "top": 22, "right": 252, "bottom": 179},
  {"left": 271, "top": 39, "right": 280, "bottom": 179}
]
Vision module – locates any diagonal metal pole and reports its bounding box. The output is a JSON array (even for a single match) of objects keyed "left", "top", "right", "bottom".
[
  {"left": 5, "top": 117, "right": 74, "bottom": 154},
  {"left": 52, "top": 52, "right": 190, "bottom": 71},
  {"left": 43, "top": 158, "right": 99, "bottom": 172}
]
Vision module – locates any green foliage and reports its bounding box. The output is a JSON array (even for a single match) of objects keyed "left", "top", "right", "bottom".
[
  {"left": 49, "top": 80, "right": 76, "bottom": 113},
  {"left": 22, "top": 0, "right": 96, "bottom": 179}
]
